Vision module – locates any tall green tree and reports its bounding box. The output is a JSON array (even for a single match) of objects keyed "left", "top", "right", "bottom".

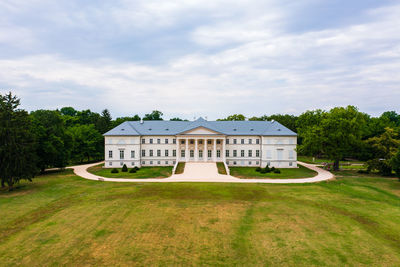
[
  {"left": 97, "top": 109, "right": 113, "bottom": 134},
  {"left": 217, "top": 114, "right": 246, "bottom": 121},
  {"left": 30, "top": 110, "right": 72, "bottom": 172},
  {"left": 0, "top": 92, "right": 37, "bottom": 190},
  {"left": 366, "top": 128, "right": 400, "bottom": 159},
  {"left": 299, "top": 106, "right": 366, "bottom": 170},
  {"left": 112, "top": 115, "right": 141, "bottom": 127},
  {"left": 143, "top": 110, "right": 163, "bottom": 120},
  {"left": 68, "top": 124, "right": 103, "bottom": 163}
]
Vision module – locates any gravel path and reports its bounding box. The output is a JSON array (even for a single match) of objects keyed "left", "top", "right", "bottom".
[{"left": 68, "top": 161, "right": 334, "bottom": 184}]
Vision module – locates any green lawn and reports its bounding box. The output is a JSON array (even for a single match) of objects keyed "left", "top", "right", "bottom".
[
  {"left": 175, "top": 162, "right": 185, "bottom": 174},
  {"left": 0, "top": 170, "right": 399, "bottom": 266},
  {"left": 230, "top": 165, "right": 318, "bottom": 179},
  {"left": 217, "top": 162, "right": 227, "bottom": 175},
  {"left": 298, "top": 156, "right": 365, "bottom": 165},
  {"left": 87, "top": 164, "right": 172, "bottom": 178}
]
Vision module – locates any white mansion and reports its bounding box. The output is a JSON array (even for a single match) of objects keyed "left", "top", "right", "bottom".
[{"left": 104, "top": 117, "right": 297, "bottom": 168}]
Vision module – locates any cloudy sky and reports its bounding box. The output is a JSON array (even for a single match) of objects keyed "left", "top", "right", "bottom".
[{"left": 0, "top": 0, "right": 399, "bottom": 120}]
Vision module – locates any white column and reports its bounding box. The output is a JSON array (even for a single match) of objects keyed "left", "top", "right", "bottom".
[
  {"left": 222, "top": 137, "right": 226, "bottom": 163},
  {"left": 185, "top": 138, "right": 189, "bottom": 162},
  {"left": 213, "top": 138, "right": 217, "bottom": 162},
  {"left": 194, "top": 138, "right": 198, "bottom": 161},
  {"left": 204, "top": 138, "right": 207, "bottom": 162},
  {"left": 176, "top": 137, "right": 179, "bottom": 162}
]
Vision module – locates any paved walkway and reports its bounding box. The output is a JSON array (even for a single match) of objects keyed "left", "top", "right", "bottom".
[{"left": 68, "top": 161, "right": 334, "bottom": 184}]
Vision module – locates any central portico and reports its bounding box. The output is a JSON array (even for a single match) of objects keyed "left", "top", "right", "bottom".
[{"left": 176, "top": 136, "right": 226, "bottom": 162}]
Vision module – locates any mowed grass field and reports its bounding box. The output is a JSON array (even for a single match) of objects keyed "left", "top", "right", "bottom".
[{"left": 0, "top": 170, "right": 400, "bottom": 266}]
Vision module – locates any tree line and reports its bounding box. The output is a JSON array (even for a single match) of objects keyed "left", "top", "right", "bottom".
[{"left": 1, "top": 92, "right": 399, "bottom": 190}]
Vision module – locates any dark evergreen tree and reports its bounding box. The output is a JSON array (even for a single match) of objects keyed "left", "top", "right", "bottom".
[{"left": 0, "top": 92, "right": 37, "bottom": 190}]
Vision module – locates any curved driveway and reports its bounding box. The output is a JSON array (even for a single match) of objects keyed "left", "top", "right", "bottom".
[{"left": 69, "top": 161, "right": 334, "bottom": 184}]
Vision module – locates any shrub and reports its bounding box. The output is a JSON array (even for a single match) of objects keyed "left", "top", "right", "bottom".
[
  {"left": 273, "top": 169, "right": 281, "bottom": 174},
  {"left": 270, "top": 167, "right": 276, "bottom": 172},
  {"left": 121, "top": 164, "right": 128, "bottom": 172},
  {"left": 111, "top": 168, "right": 119, "bottom": 173},
  {"left": 357, "top": 170, "right": 370, "bottom": 174},
  {"left": 260, "top": 169, "right": 267, "bottom": 174},
  {"left": 367, "top": 159, "right": 392, "bottom": 176},
  {"left": 134, "top": 166, "right": 140, "bottom": 171},
  {"left": 264, "top": 166, "right": 271, "bottom": 173},
  {"left": 129, "top": 168, "right": 136, "bottom": 173},
  {"left": 391, "top": 151, "right": 400, "bottom": 179},
  {"left": 255, "top": 167, "right": 262, "bottom": 172}
]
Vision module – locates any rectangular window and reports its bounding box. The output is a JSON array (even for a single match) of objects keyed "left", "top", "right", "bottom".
[
  {"left": 248, "top": 150, "right": 252, "bottom": 157},
  {"left": 226, "top": 150, "right": 229, "bottom": 157},
  {"left": 181, "top": 140, "right": 185, "bottom": 144},
  {"left": 241, "top": 150, "right": 245, "bottom": 157},
  {"left": 233, "top": 150, "right": 237, "bottom": 157},
  {"left": 199, "top": 140, "right": 203, "bottom": 144},
  {"left": 131, "top": 150, "right": 135, "bottom": 158},
  {"left": 241, "top": 139, "right": 244, "bottom": 144},
  {"left": 165, "top": 150, "right": 169, "bottom": 157},
  {"left": 207, "top": 140, "right": 211, "bottom": 144},
  {"left": 289, "top": 150, "right": 294, "bottom": 159},
  {"left": 234, "top": 161, "right": 237, "bottom": 165},
  {"left": 190, "top": 140, "right": 194, "bottom": 144},
  {"left": 165, "top": 138, "right": 169, "bottom": 144},
  {"left": 120, "top": 150, "right": 124, "bottom": 159},
  {"left": 150, "top": 139, "right": 153, "bottom": 144},
  {"left": 157, "top": 150, "right": 161, "bottom": 157},
  {"left": 190, "top": 150, "right": 194, "bottom": 158},
  {"left": 249, "top": 161, "right": 252, "bottom": 165},
  {"left": 277, "top": 149, "right": 283, "bottom": 160},
  {"left": 256, "top": 139, "right": 259, "bottom": 144},
  {"left": 109, "top": 151, "right": 113, "bottom": 158},
  {"left": 120, "top": 162, "right": 123, "bottom": 166},
  {"left": 216, "top": 150, "right": 221, "bottom": 158},
  {"left": 142, "top": 150, "right": 145, "bottom": 157},
  {"left": 149, "top": 150, "right": 153, "bottom": 157},
  {"left": 199, "top": 150, "right": 203, "bottom": 158},
  {"left": 157, "top": 161, "right": 160, "bottom": 165},
  {"left": 233, "top": 139, "right": 237, "bottom": 144},
  {"left": 249, "top": 139, "right": 252, "bottom": 144},
  {"left": 226, "top": 139, "right": 229, "bottom": 144},
  {"left": 131, "top": 162, "right": 135, "bottom": 166},
  {"left": 165, "top": 161, "right": 168, "bottom": 164},
  {"left": 142, "top": 139, "right": 145, "bottom": 144},
  {"left": 157, "top": 139, "right": 161, "bottom": 144},
  {"left": 142, "top": 161, "right": 145, "bottom": 165},
  {"left": 256, "top": 150, "right": 260, "bottom": 157},
  {"left": 181, "top": 150, "right": 185, "bottom": 157},
  {"left": 208, "top": 150, "right": 212, "bottom": 158},
  {"left": 289, "top": 162, "right": 293, "bottom": 166},
  {"left": 173, "top": 149, "right": 176, "bottom": 157},
  {"left": 150, "top": 161, "right": 153, "bottom": 165},
  {"left": 109, "top": 162, "right": 112, "bottom": 166},
  {"left": 217, "top": 140, "right": 221, "bottom": 144},
  {"left": 173, "top": 139, "right": 176, "bottom": 144}
]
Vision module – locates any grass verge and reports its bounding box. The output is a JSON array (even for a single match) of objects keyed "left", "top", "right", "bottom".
[
  {"left": 217, "top": 162, "right": 227, "bottom": 175},
  {"left": 175, "top": 162, "right": 185, "bottom": 174}
]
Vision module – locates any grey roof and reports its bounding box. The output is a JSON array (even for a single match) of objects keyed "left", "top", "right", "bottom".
[{"left": 103, "top": 117, "right": 297, "bottom": 136}]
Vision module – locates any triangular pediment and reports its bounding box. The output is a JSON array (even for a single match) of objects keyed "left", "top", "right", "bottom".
[{"left": 180, "top": 126, "right": 223, "bottom": 135}]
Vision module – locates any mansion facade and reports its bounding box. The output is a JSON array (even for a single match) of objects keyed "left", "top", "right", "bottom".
[{"left": 104, "top": 117, "right": 297, "bottom": 168}]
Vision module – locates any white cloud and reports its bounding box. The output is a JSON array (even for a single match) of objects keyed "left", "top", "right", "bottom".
[{"left": 0, "top": 1, "right": 400, "bottom": 118}]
